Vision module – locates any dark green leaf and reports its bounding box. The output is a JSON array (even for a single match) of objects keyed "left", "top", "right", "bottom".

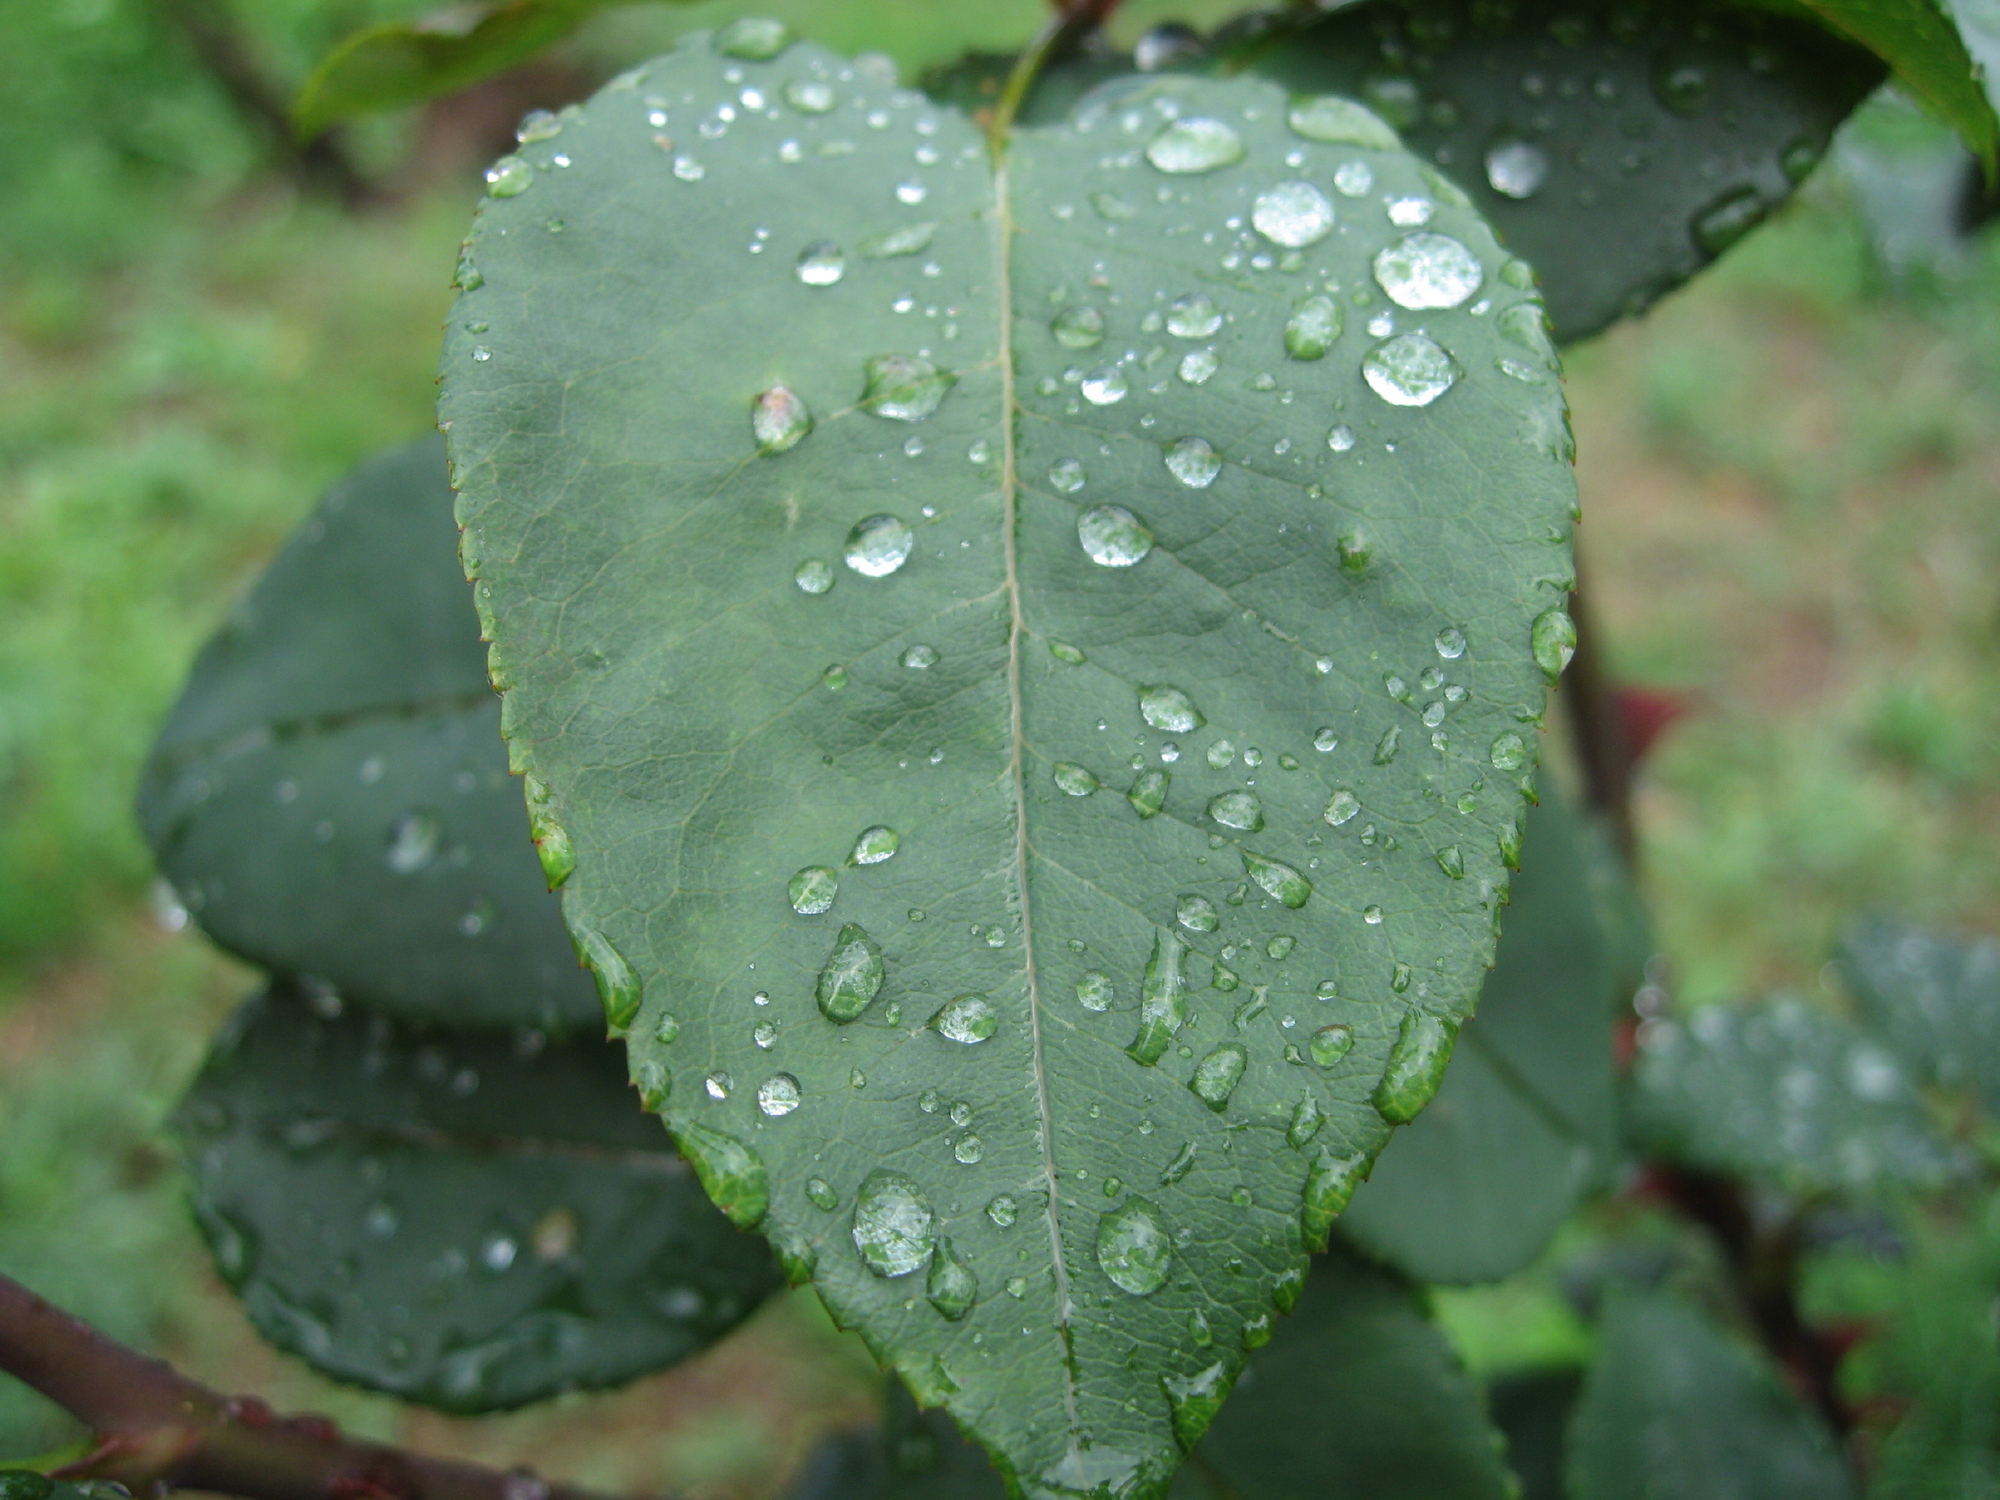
[
  {"left": 293, "top": 1, "right": 635, "bottom": 138},
  {"left": 0, "top": 1476, "right": 127, "bottom": 1500},
  {"left": 785, "top": 1388, "right": 1009, "bottom": 1500},
  {"left": 1338, "top": 778, "right": 1620, "bottom": 1284},
  {"left": 1488, "top": 1367, "right": 1584, "bottom": 1500},
  {"left": 174, "top": 981, "right": 780, "bottom": 1412},
  {"left": 1225, "top": 0, "right": 1885, "bottom": 342},
  {"left": 1839, "top": 916, "right": 2000, "bottom": 1115},
  {"left": 1566, "top": 1292, "right": 1855, "bottom": 1500},
  {"left": 137, "top": 437, "right": 598, "bottom": 1030},
  {"left": 1626, "top": 992, "right": 1960, "bottom": 1193},
  {"left": 442, "top": 29, "right": 1576, "bottom": 1494}
]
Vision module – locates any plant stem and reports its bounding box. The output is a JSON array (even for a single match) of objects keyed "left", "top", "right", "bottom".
[
  {"left": 1560, "top": 565, "right": 1637, "bottom": 862},
  {"left": 0, "top": 1272, "right": 617, "bottom": 1500},
  {"left": 992, "top": 0, "right": 1122, "bottom": 146}
]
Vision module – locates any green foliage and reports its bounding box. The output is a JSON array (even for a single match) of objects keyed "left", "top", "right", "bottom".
[
  {"left": 1566, "top": 1292, "right": 1856, "bottom": 1500},
  {"left": 1787, "top": 0, "right": 2000, "bottom": 169},
  {"left": 175, "top": 981, "right": 780, "bottom": 1412},
  {"left": 136, "top": 437, "right": 596, "bottom": 1030},
  {"left": 441, "top": 27, "right": 1577, "bottom": 1489},
  {"left": 1840, "top": 916, "right": 2000, "bottom": 1114},
  {"left": 0, "top": 1474, "right": 129, "bottom": 1500}
]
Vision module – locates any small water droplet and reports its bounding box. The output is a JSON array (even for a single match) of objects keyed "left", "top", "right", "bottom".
[
  {"left": 1309, "top": 1024, "right": 1354, "bottom": 1068},
  {"left": 1161, "top": 1140, "right": 1197, "bottom": 1185},
  {"left": 706, "top": 1070, "right": 733, "bottom": 1100},
  {"left": 786, "top": 79, "right": 837, "bottom": 114},
  {"left": 1077, "top": 972, "right": 1114, "bottom": 1012},
  {"left": 1207, "top": 791, "right": 1263, "bottom": 832},
  {"left": 753, "top": 386, "right": 813, "bottom": 453},
  {"left": 1081, "top": 367, "right": 1129, "bottom": 405},
  {"left": 1166, "top": 293, "right": 1223, "bottom": 337},
  {"left": 1188, "top": 1043, "right": 1247, "bottom": 1110},
  {"left": 1374, "top": 1010, "right": 1458, "bottom": 1123},
  {"left": 1243, "top": 850, "right": 1311, "bottom": 908},
  {"left": 1386, "top": 196, "right": 1434, "bottom": 227},
  {"left": 1334, "top": 160, "right": 1375, "bottom": 197},
  {"left": 1435, "top": 625, "right": 1467, "bottom": 660},
  {"left": 807, "top": 1177, "right": 839, "bottom": 1210},
  {"left": 895, "top": 180, "right": 929, "bottom": 205},
  {"left": 1146, "top": 117, "right": 1244, "bottom": 174},
  {"left": 1097, "top": 1198, "right": 1174, "bottom": 1294},
  {"left": 1490, "top": 731, "right": 1528, "bottom": 772},
  {"left": 1374, "top": 725, "right": 1401, "bottom": 764},
  {"left": 1177, "top": 347, "right": 1220, "bottom": 384},
  {"left": 852, "top": 1170, "right": 935, "bottom": 1277},
  {"left": 1050, "top": 640, "right": 1088, "bottom": 664},
  {"left": 1327, "top": 424, "right": 1357, "bottom": 452},
  {"left": 1076, "top": 503, "right": 1153, "bottom": 567},
  {"left": 1206, "top": 739, "right": 1235, "bottom": 769},
  {"left": 715, "top": 16, "right": 791, "bottom": 58},
  {"left": 796, "top": 240, "right": 846, "bottom": 286},
  {"left": 954, "top": 1134, "right": 985, "bottom": 1164},
  {"left": 844, "top": 514, "right": 915, "bottom": 576},
  {"left": 1053, "top": 305, "right": 1106, "bottom": 349},
  {"left": 926, "top": 1237, "right": 978, "bottom": 1319},
  {"left": 1128, "top": 769, "right": 1170, "bottom": 819},
  {"left": 1485, "top": 139, "right": 1550, "bottom": 199},
  {"left": 1313, "top": 728, "right": 1341, "bottom": 754},
  {"left": 851, "top": 826, "right": 900, "bottom": 865},
  {"left": 1177, "top": 894, "right": 1220, "bottom": 933},
  {"left": 987, "top": 1194, "right": 1018, "bottom": 1227},
  {"left": 860, "top": 354, "right": 955, "bottom": 421},
  {"left": 1054, "top": 762, "right": 1102, "bottom": 796},
  {"left": 753, "top": 1021, "right": 779, "bottom": 1050},
  {"left": 816, "top": 924, "right": 885, "bottom": 1022},
  {"left": 485, "top": 155, "right": 533, "bottom": 197},
  {"left": 1301, "top": 1149, "right": 1368, "bottom": 1250},
  {"left": 901, "top": 644, "right": 938, "bottom": 669},
  {"left": 931, "top": 993, "right": 997, "bottom": 1044},
  {"left": 1364, "top": 333, "right": 1459, "bottom": 407},
  {"left": 794, "top": 559, "right": 834, "bottom": 594},
  {"left": 1436, "top": 844, "right": 1465, "bottom": 879},
  {"left": 1164, "top": 436, "right": 1221, "bottom": 487},
  {"left": 1128, "top": 930, "right": 1190, "bottom": 1065},
  {"left": 1252, "top": 181, "right": 1335, "bottom": 247},
  {"left": 1049, "top": 458, "right": 1087, "bottom": 493},
  {"left": 1138, "top": 684, "right": 1204, "bottom": 733},
  {"left": 1374, "top": 234, "right": 1483, "bottom": 310},
  {"left": 1287, "top": 96, "right": 1400, "bottom": 148},
  {"left": 790, "top": 866, "right": 838, "bottom": 914},
  {"left": 757, "top": 1073, "right": 801, "bottom": 1116},
  {"left": 1285, "top": 294, "right": 1343, "bottom": 360},
  {"left": 386, "top": 811, "right": 440, "bottom": 874},
  {"left": 1267, "top": 934, "right": 1296, "bottom": 959}
]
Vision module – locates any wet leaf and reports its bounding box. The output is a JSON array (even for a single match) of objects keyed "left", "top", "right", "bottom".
[
  {"left": 174, "top": 981, "right": 780, "bottom": 1412},
  {"left": 136, "top": 438, "right": 598, "bottom": 1030},
  {"left": 1838, "top": 915, "right": 2000, "bottom": 1115},
  {"left": 442, "top": 31, "right": 1573, "bottom": 1495}
]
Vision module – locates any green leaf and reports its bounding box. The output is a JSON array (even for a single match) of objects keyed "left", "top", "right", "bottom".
[
  {"left": 1783, "top": 0, "right": 1999, "bottom": 170},
  {"left": 137, "top": 438, "right": 598, "bottom": 1030},
  {"left": 0, "top": 1476, "right": 128, "bottom": 1500},
  {"left": 1488, "top": 1367, "right": 1585, "bottom": 1500},
  {"left": 1839, "top": 916, "right": 2000, "bottom": 1115},
  {"left": 1224, "top": 0, "right": 1885, "bottom": 343},
  {"left": 1625, "top": 992, "right": 1960, "bottom": 1194},
  {"left": 1566, "top": 1292, "right": 1855, "bottom": 1500},
  {"left": 174, "top": 981, "right": 781, "bottom": 1413},
  {"left": 1338, "top": 778, "right": 1620, "bottom": 1284},
  {"left": 293, "top": 1, "right": 637, "bottom": 138},
  {"left": 441, "top": 31, "right": 1575, "bottom": 1495}
]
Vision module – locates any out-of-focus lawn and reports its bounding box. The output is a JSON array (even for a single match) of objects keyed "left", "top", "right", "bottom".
[{"left": 1, "top": 0, "right": 1998, "bottom": 1492}]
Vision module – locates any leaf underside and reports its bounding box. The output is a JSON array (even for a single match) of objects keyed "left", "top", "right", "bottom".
[
  {"left": 137, "top": 437, "right": 598, "bottom": 1030},
  {"left": 175, "top": 981, "right": 780, "bottom": 1412},
  {"left": 442, "top": 32, "right": 1574, "bottom": 1497}
]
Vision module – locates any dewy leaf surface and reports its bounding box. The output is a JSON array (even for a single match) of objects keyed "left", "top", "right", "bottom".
[
  {"left": 1839, "top": 916, "right": 2000, "bottom": 1114},
  {"left": 137, "top": 438, "right": 597, "bottom": 1030},
  {"left": 175, "top": 982, "right": 780, "bottom": 1412},
  {"left": 441, "top": 31, "right": 1575, "bottom": 1497}
]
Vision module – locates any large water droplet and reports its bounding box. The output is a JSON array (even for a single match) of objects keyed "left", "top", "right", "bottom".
[
  {"left": 1077, "top": 972, "right": 1114, "bottom": 1012},
  {"left": 931, "top": 993, "right": 997, "bottom": 1044},
  {"left": 1490, "top": 731, "right": 1528, "bottom": 772},
  {"left": 844, "top": 514, "right": 915, "bottom": 577},
  {"left": 1692, "top": 185, "right": 1766, "bottom": 256},
  {"left": 789, "top": 866, "right": 838, "bottom": 915},
  {"left": 1436, "top": 845, "right": 1465, "bottom": 880},
  {"left": 1374, "top": 1011, "right": 1458, "bottom": 1123},
  {"left": 926, "top": 1237, "right": 978, "bottom": 1319},
  {"left": 1188, "top": 1043, "right": 1247, "bottom": 1111},
  {"left": 1146, "top": 117, "right": 1244, "bottom": 174},
  {"left": 1363, "top": 333, "right": 1459, "bottom": 407},
  {"left": 1162, "top": 1362, "right": 1231, "bottom": 1451},
  {"left": 1206, "top": 790, "right": 1264, "bottom": 833},
  {"left": 1077, "top": 504, "right": 1152, "bottom": 568},
  {"left": 1053, "top": 305, "right": 1106, "bottom": 349},
  {"left": 1309, "top": 1024, "right": 1354, "bottom": 1068},
  {"left": 1251, "top": 181, "right": 1335, "bottom": 248},
  {"left": 485, "top": 155, "right": 533, "bottom": 197},
  {"left": 1096, "top": 1198, "right": 1173, "bottom": 1294},
  {"left": 852, "top": 1169, "right": 935, "bottom": 1277},
  {"left": 1531, "top": 606, "right": 1577, "bottom": 681},
  {"left": 816, "top": 923, "right": 885, "bottom": 1022},
  {"left": 1139, "top": 684, "right": 1204, "bottom": 734},
  {"left": 796, "top": 241, "right": 845, "bottom": 285},
  {"left": 1285, "top": 295, "right": 1342, "bottom": 360},
  {"left": 1300, "top": 1148, "right": 1366, "bottom": 1250},
  {"left": 1166, "top": 293, "right": 1223, "bottom": 338},
  {"left": 753, "top": 386, "right": 813, "bottom": 453},
  {"left": 1485, "top": 139, "right": 1550, "bottom": 200},
  {"left": 675, "top": 1119, "right": 769, "bottom": 1228},
  {"left": 1177, "top": 894, "right": 1219, "bottom": 933},
  {"left": 1081, "top": 367, "right": 1129, "bottom": 405},
  {"left": 1374, "top": 233, "right": 1483, "bottom": 310},
  {"left": 1128, "top": 769, "right": 1169, "bottom": 819},
  {"left": 860, "top": 354, "right": 955, "bottom": 421},
  {"left": 851, "top": 826, "right": 900, "bottom": 865},
  {"left": 1287, "top": 96, "right": 1400, "bottom": 148},
  {"left": 1127, "top": 930, "right": 1189, "bottom": 1065},
  {"left": 1287, "top": 1093, "right": 1323, "bottom": 1148},
  {"left": 1054, "top": 762, "right": 1102, "bottom": 796},
  {"left": 1164, "top": 436, "right": 1221, "bottom": 487},
  {"left": 715, "top": 16, "right": 792, "bottom": 58},
  {"left": 1243, "top": 850, "right": 1311, "bottom": 908},
  {"left": 757, "top": 1073, "right": 802, "bottom": 1116}
]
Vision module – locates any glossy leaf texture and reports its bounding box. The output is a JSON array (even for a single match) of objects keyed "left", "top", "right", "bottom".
[
  {"left": 174, "top": 981, "right": 781, "bottom": 1413},
  {"left": 1565, "top": 1292, "right": 1855, "bottom": 1500},
  {"left": 136, "top": 437, "right": 597, "bottom": 1030},
  {"left": 1220, "top": 0, "right": 1885, "bottom": 342},
  {"left": 1783, "top": 0, "right": 1999, "bottom": 169},
  {"left": 440, "top": 30, "right": 1575, "bottom": 1497},
  {"left": 1625, "top": 992, "right": 1960, "bottom": 1194},
  {"left": 1839, "top": 916, "right": 2000, "bottom": 1115},
  {"left": 1339, "top": 777, "right": 1620, "bottom": 1284}
]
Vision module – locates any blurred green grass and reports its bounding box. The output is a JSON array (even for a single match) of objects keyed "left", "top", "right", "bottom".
[{"left": 0, "top": 0, "right": 1998, "bottom": 1489}]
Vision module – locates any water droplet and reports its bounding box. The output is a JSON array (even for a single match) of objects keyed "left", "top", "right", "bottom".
[
  {"left": 752, "top": 386, "right": 813, "bottom": 453},
  {"left": 1434, "top": 626, "right": 1467, "bottom": 660},
  {"left": 1177, "top": 895, "right": 1220, "bottom": 933},
  {"left": 1327, "top": 424, "right": 1357, "bottom": 453},
  {"left": 788, "top": 865, "right": 840, "bottom": 916},
  {"left": 844, "top": 514, "right": 915, "bottom": 576},
  {"left": 860, "top": 354, "right": 955, "bottom": 421},
  {"left": 852, "top": 1170, "right": 935, "bottom": 1277},
  {"left": 901, "top": 644, "right": 938, "bottom": 669},
  {"left": 1374, "top": 233, "right": 1483, "bottom": 310},
  {"left": 1243, "top": 850, "right": 1311, "bottom": 908},
  {"left": 1284, "top": 294, "right": 1342, "bottom": 359},
  {"left": 1485, "top": 139, "right": 1550, "bottom": 200},
  {"left": 485, "top": 155, "right": 533, "bottom": 197},
  {"left": 715, "top": 16, "right": 791, "bottom": 58},
  {"left": 673, "top": 155, "right": 706, "bottom": 182},
  {"left": 954, "top": 1134, "right": 984, "bottom": 1163},
  {"left": 1213, "top": 964, "right": 1240, "bottom": 992},
  {"left": 1097, "top": 1198, "right": 1173, "bottom": 1294},
  {"left": 1075, "top": 503, "right": 1153, "bottom": 568},
  {"left": 786, "top": 79, "right": 837, "bottom": 114},
  {"left": 796, "top": 241, "right": 845, "bottom": 285},
  {"left": 516, "top": 109, "right": 562, "bottom": 144},
  {"left": 1288, "top": 96, "right": 1400, "bottom": 148},
  {"left": 1203, "top": 740, "right": 1233, "bottom": 770},
  {"left": 1054, "top": 762, "right": 1101, "bottom": 796},
  {"left": 571, "top": 921, "right": 642, "bottom": 1030},
  {"left": 1287, "top": 1093, "right": 1323, "bottom": 1148},
  {"left": 1334, "top": 160, "right": 1375, "bottom": 197},
  {"left": 1362, "top": 905, "right": 1385, "bottom": 927},
  {"left": 895, "top": 180, "right": 929, "bottom": 205},
  {"left": 1387, "top": 196, "right": 1433, "bottom": 227},
  {"left": 1162, "top": 435, "right": 1225, "bottom": 491},
  {"left": 1128, "top": 769, "right": 1170, "bottom": 819},
  {"left": 1188, "top": 1044, "right": 1248, "bottom": 1111},
  {"left": 926, "top": 1237, "right": 978, "bottom": 1319},
  {"left": 860, "top": 221, "right": 938, "bottom": 259},
  {"left": 1301, "top": 1149, "right": 1367, "bottom": 1249},
  {"left": 795, "top": 559, "right": 834, "bottom": 594},
  {"left": 1207, "top": 790, "right": 1263, "bottom": 832},
  {"left": 979, "top": 1195, "right": 1018, "bottom": 1231},
  {"left": 851, "top": 826, "right": 900, "bottom": 865},
  {"left": 1146, "top": 117, "right": 1244, "bottom": 174},
  {"left": 816, "top": 924, "right": 885, "bottom": 1022},
  {"left": 1166, "top": 294, "right": 1223, "bottom": 337},
  {"left": 807, "top": 1177, "right": 839, "bottom": 1210},
  {"left": 1138, "top": 684, "right": 1204, "bottom": 733},
  {"left": 1308, "top": 1024, "right": 1354, "bottom": 1068},
  {"left": 706, "top": 1070, "right": 733, "bottom": 1099},
  {"left": 1653, "top": 57, "right": 1712, "bottom": 116},
  {"left": 931, "top": 993, "right": 997, "bottom": 1044},
  {"left": 1693, "top": 186, "right": 1766, "bottom": 256},
  {"left": 1081, "top": 367, "right": 1129, "bottom": 405},
  {"left": 1176, "top": 347, "right": 1220, "bottom": 384},
  {"left": 1372, "top": 725, "right": 1401, "bottom": 764},
  {"left": 1252, "top": 180, "right": 1335, "bottom": 248},
  {"left": 1053, "top": 305, "right": 1106, "bottom": 349},
  {"left": 822, "top": 664, "right": 849, "bottom": 690},
  {"left": 1490, "top": 731, "right": 1528, "bottom": 772},
  {"left": 753, "top": 1021, "right": 779, "bottom": 1050},
  {"left": 757, "top": 1073, "right": 802, "bottom": 1116},
  {"left": 1127, "top": 930, "right": 1190, "bottom": 1065},
  {"left": 1374, "top": 1011, "right": 1458, "bottom": 1123},
  {"left": 1363, "top": 333, "right": 1459, "bottom": 407},
  {"left": 1267, "top": 934, "right": 1296, "bottom": 959},
  {"left": 1162, "top": 1361, "right": 1231, "bottom": 1450},
  {"left": 1436, "top": 845, "right": 1465, "bottom": 880},
  {"left": 1499, "top": 818, "right": 1523, "bottom": 869},
  {"left": 386, "top": 811, "right": 440, "bottom": 874}
]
